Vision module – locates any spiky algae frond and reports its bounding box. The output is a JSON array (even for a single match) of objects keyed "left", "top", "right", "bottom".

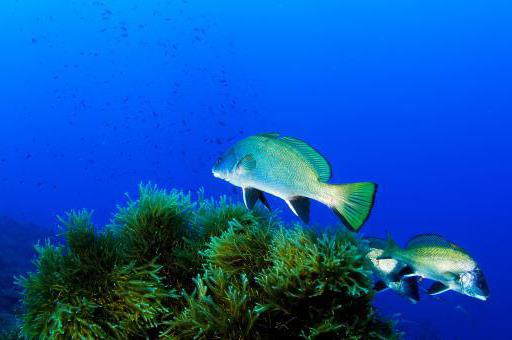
[
  {"left": 17, "top": 210, "right": 172, "bottom": 339},
  {"left": 170, "top": 222, "right": 395, "bottom": 339},
  {"left": 17, "top": 184, "right": 396, "bottom": 339}
]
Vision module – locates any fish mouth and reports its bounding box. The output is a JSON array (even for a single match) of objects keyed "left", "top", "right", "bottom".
[{"left": 212, "top": 169, "right": 224, "bottom": 179}]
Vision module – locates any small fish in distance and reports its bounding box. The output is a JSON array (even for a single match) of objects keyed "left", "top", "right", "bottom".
[
  {"left": 212, "top": 133, "right": 377, "bottom": 231},
  {"left": 378, "top": 234, "right": 489, "bottom": 301},
  {"left": 365, "top": 237, "right": 420, "bottom": 303}
]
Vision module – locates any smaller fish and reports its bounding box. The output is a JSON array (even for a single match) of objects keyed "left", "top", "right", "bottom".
[
  {"left": 378, "top": 234, "right": 489, "bottom": 301},
  {"left": 365, "top": 237, "right": 420, "bottom": 303}
]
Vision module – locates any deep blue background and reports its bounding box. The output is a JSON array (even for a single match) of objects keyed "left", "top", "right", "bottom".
[{"left": 1, "top": 1, "right": 511, "bottom": 338}]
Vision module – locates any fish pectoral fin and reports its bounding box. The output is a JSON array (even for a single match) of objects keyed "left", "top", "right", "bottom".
[
  {"left": 374, "top": 280, "right": 389, "bottom": 293},
  {"left": 243, "top": 187, "right": 271, "bottom": 211},
  {"left": 427, "top": 281, "right": 450, "bottom": 295},
  {"left": 389, "top": 265, "right": 416, "bottom": 282},
  {"left": 397, "top": 265, "right": 417, "bottom": 278},
  {"left": 443, "top": 271, "right": 459, "bottom": 281},
  {"left": 236, "top": 154, "right": 256, "bottom": 174},
  {"left": 243, "top": 187, "right": 261, "bottom": 210},
  {"left": 286, "top": 196, "right": 310, "bottom": 224},
  {"left": 401, "top": 277, "right": 420, "bottom": 304}
]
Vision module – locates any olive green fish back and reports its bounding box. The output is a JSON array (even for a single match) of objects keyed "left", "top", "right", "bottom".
[
  {"left": 406, "top": 234, "right": 468, "bottom": 253},
  {"left": 251, "top": 133, "right": 332, "bottom": 183}
]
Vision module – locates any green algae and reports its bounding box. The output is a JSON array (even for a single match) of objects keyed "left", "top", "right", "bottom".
[
  {"left": 16, "top": 184, "right": 396, "bottom": 339},
  {"left": 17, "top": 209, "right": 172, "bottom": 339}
]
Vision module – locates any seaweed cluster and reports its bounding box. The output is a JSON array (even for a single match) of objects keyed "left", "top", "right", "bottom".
[{"left": 15, "top": 184, "right": 396, "bottom": 339}]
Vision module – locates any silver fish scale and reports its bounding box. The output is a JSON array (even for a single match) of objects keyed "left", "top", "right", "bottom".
[
  {"left": 238, "top": 136, "right": 320, "bottom": 199},
  {"left": 403, "top": 246, "right": 476, "bottom": 274}
]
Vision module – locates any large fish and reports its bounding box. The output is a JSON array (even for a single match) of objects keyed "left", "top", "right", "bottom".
[
  {"left": 378, "top": 234, "right": 489, "bottom": 301},
  {"left": 366, "top": 237, "right": 420, "bottom": 303},
  {"left": 212, "top": 133, "right": 377, "bottom": 231}
]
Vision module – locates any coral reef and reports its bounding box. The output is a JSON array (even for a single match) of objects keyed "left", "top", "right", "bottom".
[{"left": 15, "top": 184, "right": 396, "bottom": 339}]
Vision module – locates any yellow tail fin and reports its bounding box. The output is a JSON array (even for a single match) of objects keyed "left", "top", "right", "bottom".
[{"left": 330, "top": 182, "right": 377, "bottom": 231}]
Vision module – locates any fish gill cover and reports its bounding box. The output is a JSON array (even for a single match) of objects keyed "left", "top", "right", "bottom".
[{"left": 14, "top": 184, "right": 396, "bottom": 339}]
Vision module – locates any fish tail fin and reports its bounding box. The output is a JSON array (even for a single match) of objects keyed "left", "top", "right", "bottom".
[
  {"left": 328, "top": 182, "right": 377, "bottom": 231},
  {"left": 378, "top": 233, "right": 400, "bottom": 260}
]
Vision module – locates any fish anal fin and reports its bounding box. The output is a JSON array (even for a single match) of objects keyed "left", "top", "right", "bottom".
[
  {"left": 427, "top": 281, "right": 450, "bottom": 296},
  {"left": 286, "top": 196, "right": 310, "bottom": 224}
]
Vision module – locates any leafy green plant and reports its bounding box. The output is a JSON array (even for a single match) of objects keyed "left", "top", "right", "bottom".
[
  {"left": 170, "top": 222, "right": 395, "bottom": 339},
  {"left": 17, "top": 184, "right": 396, "bottom": 339},
  {"left": 202, "top": 217, "right": 274, "bottom": 276},
  {"left": 171, "top": 193, "right": 268, "bottom": 287},
  {"left": 168, "top": 267, "right": 263, "bottom": 339},
  {"left": 17, "top": 210, "right": 172, "bottom": 339},
  {"left": 256, "top": 228, "right": 392, "bottom": 339},
  {"left": 110, "top": 185, "right": 194, "bottom": 289}
]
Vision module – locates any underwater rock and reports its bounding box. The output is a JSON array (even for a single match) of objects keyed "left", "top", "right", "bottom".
[
  {"left": 16, "top": 184, "right": 397, "bottom": 339},
  {"left": 0, "top": 217, "right": 54, "bottom": 333}
]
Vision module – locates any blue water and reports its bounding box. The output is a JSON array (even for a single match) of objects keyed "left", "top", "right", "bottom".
[{"left": 1, "top": 1, "right": 511, "bottom": 338}]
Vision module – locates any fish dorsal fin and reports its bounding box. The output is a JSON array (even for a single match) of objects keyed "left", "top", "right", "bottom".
[
  {"left": 279, "top": 136, "right": 331, "bottom": 182},
  {"left": 255, "top": 132, "right": 280, "bottom": 138},
  {"left": 366, "top": 237, "right": 387, "bottom": 250},
  {"left": 407, "top": 234, "right": 449, "bottom": 248},
  {"left": 406, "top": 234, "right": 465, "bottom": 252}
]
